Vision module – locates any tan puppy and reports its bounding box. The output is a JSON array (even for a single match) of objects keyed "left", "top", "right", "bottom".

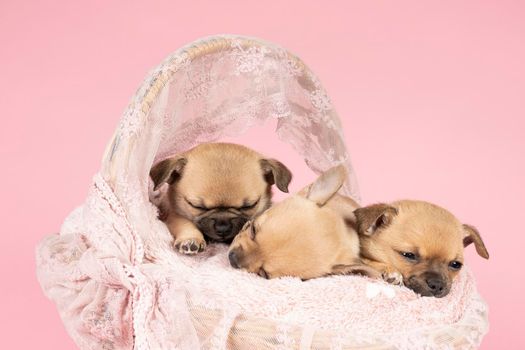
[
  {"left": 228, "top": 165, "right": 379, "bottom": 280},
  {"left": 354, "top": 201, "right": 489, "bottom": 297},
  {"left": 150, "top": 143, "right": 292, "bottom": 254}
]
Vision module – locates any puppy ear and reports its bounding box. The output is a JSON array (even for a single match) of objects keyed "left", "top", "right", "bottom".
[
  {"left": 463, "top": 224, "right": 489, "bottom": 259},
  {"left": 353, "top": 204, "right": 398, "bottom": 236},
  {"left": 305, "top": 165, "right": 347, "bottom": 206},
  {"left": 260, "top": 159, "right": 292, "bottom": 193},
  {"left": 150, "top": 157, "right": 187, "bottom": 190}
]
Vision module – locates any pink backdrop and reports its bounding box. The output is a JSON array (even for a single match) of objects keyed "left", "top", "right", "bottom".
[{"left": 1, "top": 1, "right": 523, "bottom": 348}]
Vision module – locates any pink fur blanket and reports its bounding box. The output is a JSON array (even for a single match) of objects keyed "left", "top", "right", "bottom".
[{"left": 36, "top": 176, "right": 488, "bottom": 350}]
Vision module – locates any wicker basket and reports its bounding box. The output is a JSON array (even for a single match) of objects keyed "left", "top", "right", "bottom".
[{"left": 36, "top": 35, "right": 488, "bottom": 350}]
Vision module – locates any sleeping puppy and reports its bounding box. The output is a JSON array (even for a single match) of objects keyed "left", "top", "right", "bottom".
[
  {"left": 354, "top": 201, "right": 489, "bottom": 297},
  {"left": 228, "top": 165, "right": 379, "bottom": 280},
  {"left": 150, "top": 143, "right": 292, "bottom": 254}
]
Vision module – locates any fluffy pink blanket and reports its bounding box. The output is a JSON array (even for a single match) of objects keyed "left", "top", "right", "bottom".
[{"left": 36, "top": 176, "right": 488, "bottom": 350}]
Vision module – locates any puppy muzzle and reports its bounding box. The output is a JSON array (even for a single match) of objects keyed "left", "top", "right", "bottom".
[
  {"left": 406, "top": 272, "right": 450, "bottom": 298},
  {"left": 197, "top": 214, "right": 249, "bottom": 242}
]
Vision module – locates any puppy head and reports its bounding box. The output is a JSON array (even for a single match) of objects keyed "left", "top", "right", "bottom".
[
  {"left": 355, "top": 200, "right": 489, "bottom": 297},
  {"left": 150, "top": 143, "right": 292, "bottom": 242},
  {"left": 228, "top": 165, "right": 366, "bottom": 280}
]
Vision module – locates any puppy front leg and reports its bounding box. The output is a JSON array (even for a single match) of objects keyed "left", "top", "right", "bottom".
[
  {"left": 330, "top": 263, "right": 381, "bottom": 279},
  {"left": 362, "top": 259, "right": 404, "bottom": 286},
  {"left": 166, "top": 214, "right": 206, "bottom": 254}
]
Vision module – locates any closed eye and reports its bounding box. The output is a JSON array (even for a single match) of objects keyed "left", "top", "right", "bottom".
[
  {"left": 240, "top": 199, "right": 259, "bottom": 210},
  {"left": 185, "top": 198, "right": 207, "bottom": 210},
  {"left": 241, "top": 220, "right": 257, "bottom": 240},
  {"left": 258, "top": 267, "right": 269, "bottom": 279},
  {"left": 250, "top": 221, "right": 257, "bottom": 240}
]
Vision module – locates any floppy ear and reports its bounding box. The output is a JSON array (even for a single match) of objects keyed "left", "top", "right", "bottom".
[
  {"left": 463, "top": 224, "right": 489, "bottom": 259},
  {"left": 150, "top": 157, "right": 187, "bottom": 190},
  {"left": 353, "top": 203, "right": 398, "bottom": 236},
  {"left": 260, "top": 159, "right": 292, "bottom": 193},
  {"left": 304, "top": 165, "right": 347, "bottom": 206}
]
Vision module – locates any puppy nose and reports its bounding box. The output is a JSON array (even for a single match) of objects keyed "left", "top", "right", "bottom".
[
  {"left": 426, "top": 277, "right": 445, "bottom": 295},
  {"left": 214, "top": 220, "right": 233, "bottom": 235},
  {"left": 228, "top": 251, "right": 240, "bottom": 269}
]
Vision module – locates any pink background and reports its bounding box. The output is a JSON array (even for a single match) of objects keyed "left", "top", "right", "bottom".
[{"left": 1, "top": 1, "right": 524, "bottom": 348}]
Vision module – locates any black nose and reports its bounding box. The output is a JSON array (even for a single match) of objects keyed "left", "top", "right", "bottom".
[
  {"left": 228, "top": 251, "right": 239, "bottom": 269},
  {"left": 214, "top": 220, "right": 233, "bottom": 235},
  {"left": 426, "top": 277, "right": 445, "bottom": 295}
]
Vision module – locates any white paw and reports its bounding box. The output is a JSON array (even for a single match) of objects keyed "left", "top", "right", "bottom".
[
  {"left": 382, "top": 270, "right": 403, "bottom": 286},
  {"left": 174, "top": 238, "right": 206, "bottom": 255}
]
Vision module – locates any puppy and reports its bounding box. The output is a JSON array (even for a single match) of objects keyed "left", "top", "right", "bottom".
[
  {"left": 354, "top": 200, "right": 489, "bottom": 297},
  {"left": 228, "top": 165, "right": 379, "bottom": 280},
  {"left": 150, "top": 143, "right": 292, "bottom": 254}
]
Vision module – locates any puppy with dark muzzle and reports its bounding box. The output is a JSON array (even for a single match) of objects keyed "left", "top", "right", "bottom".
[
  {"left": 150, "top": 143, "right": 292, "bottom": 254},
  {"left": 354, "top": 201, "right": 489, "bottom": 297}
]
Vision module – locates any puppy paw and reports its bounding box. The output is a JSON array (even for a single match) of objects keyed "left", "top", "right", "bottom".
[
  {"left": 174, "top": 238, "right": 206, "bottom": 255},
  {"left": 382, "top": 270, "right": 403, "bottom": 286}
]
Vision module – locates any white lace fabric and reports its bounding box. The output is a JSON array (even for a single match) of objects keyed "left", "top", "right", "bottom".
[{"left": 36, "top": 35, "right": 488, "bottom": 350}]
